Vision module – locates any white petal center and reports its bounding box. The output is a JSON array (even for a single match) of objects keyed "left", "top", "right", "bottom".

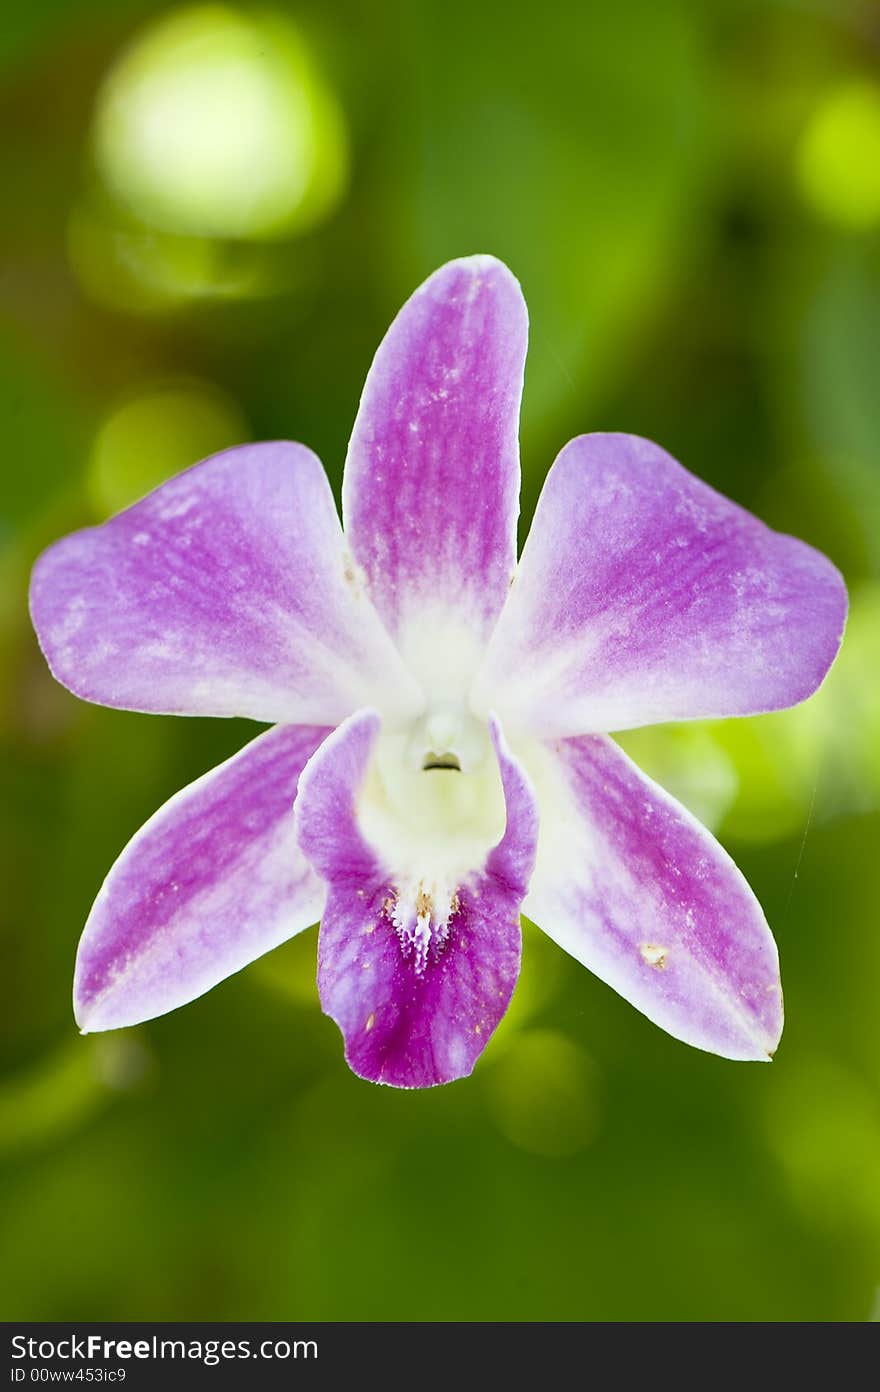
[{"left": 356, "top": 704, "right": 506, "bottom": 970}]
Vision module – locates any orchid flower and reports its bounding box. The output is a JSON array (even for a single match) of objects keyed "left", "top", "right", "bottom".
[{"left": 29, "top": 256, "right": 847, "bottom": 1088}]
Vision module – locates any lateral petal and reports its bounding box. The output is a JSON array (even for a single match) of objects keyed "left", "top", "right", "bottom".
[
  {"left": 75, "top": 723, "right": 329, "bottom": 1031},
  {"left": 476, "top": 433, "right": 847, "bottom": 734},
  {"left": 31, "top": 442, "right": 422, "bottom": 725},
  {"left": 523, "top": 731, "right": 783, "bottom": 1060}
]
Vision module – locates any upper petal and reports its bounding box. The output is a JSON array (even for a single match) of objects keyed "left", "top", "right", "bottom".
[
  {"left": 31, "top": 442, "right": 422, "bottom": 725},
  {"left": 474, "top": 433, "right": 848, "bottom": 735},
  {"left": 295, "top": 709, "right": 538, "bottom": 1087},
  {"left": 342, "top": 256, "right": 528, "bottom": 696},
  {"left": 75, "top": 722, "right": 330, "bottom": 1031},
  {"left": 522, "top": 732, "right": 783, "bottom": 1060}
]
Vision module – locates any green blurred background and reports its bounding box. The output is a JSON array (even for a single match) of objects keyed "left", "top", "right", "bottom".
[{"left": 2, "top": 0, "right": 879, "bottom": 1322}]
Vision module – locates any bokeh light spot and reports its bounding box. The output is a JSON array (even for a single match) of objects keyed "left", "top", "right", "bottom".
[
  {"left": 713, "top": 583, "right": 880, "bottom": 841},
  {"left": 486, "top": 1029, "right": 601, "bottom": 1159},
  {"left": 88, "top": 381, "right": 248, "bottom": 518},
  {"left": 0, "top": 1038, "right": 149, "bottom": 1159},
  {"left": 92, "top": 5, "right": 348, "bottom": 240},
  {"left": 616, "top": 724, "right": 738, "bottom": 833},
  {"left": 797, "top": 81, "right": 880, "bottom": 230},
  {"left": 763, "top": 1054, "right": 880, "bottom": 1242},
  {"left": 68, "top": 196, "right": 284, "bottom": 312},
  {"left": 251, "top": 925, "right": 320, "bottom": 1007}
]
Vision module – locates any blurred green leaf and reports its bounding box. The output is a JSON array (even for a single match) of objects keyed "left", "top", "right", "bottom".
[
  {"left": 801, "top": 250, "right": 880, "bottom": 574},
  {"left": 0, "top": 338, "right": 89, "bottom": 536}
]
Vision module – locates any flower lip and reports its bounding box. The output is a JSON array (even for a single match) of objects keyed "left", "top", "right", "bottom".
[{"left": 295, "top": 707, "right": 539, "bottom": 1086}]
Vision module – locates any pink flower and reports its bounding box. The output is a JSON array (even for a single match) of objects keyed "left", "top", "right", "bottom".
[{"left": 30, "top": 257, "right": 847, "bottom": 1086}]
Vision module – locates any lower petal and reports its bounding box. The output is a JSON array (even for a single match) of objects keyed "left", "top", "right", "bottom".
[
  {"left": 522, "top": 733, "right": 783, "bottom": 1060},
  {"left": 75, "top": 723, "right": 330, "bottom": 1031},
  {"left": 294, "top": 710, "right": 538, "bottom": 1087}
]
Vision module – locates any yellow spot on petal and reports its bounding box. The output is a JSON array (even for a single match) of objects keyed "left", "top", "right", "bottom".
[
  {"left": 365, "top": 1012, "right": 375, "bottom": 1032},
  {"left": 639, "top": 943, "right": 668, "bottom": 970}
]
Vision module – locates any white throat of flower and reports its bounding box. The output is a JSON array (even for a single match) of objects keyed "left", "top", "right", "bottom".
[{"left": 356, "top": 702, "right": 506, "bottom": 971}]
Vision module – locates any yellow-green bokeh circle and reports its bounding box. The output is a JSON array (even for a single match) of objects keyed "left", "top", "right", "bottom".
[
  {"left": 798, "top": 81, "right": 880, "bottom": 230},
  {"left": 88, "top": 381, "right": 249, "bottom": 518},
  {"left": 93, "top": 5, "right": 348, "bottom": 241}
]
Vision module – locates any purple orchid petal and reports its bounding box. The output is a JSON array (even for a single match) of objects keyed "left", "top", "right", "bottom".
[
  {"left": 342, "top": 256, "right": 527, "bottom": 690},
  {"left": 522, "top": 732, "right": 783, "bottom": 1060},
  {"left": 295, "top": 710, "right": 538, "bottom": 1087},
  {"left": 75, "top": 723, "right": 330, "bottom": 1031},
  {"left": 31, "top": 442, "right": 422, "bottom": 725},
  {"left": 475, "top": 433, "right": 847, "bottom": 735}
]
